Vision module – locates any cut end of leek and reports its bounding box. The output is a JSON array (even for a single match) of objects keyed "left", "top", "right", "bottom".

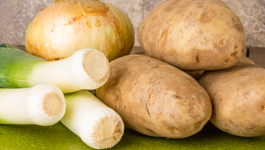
[
  {"left": 91, "top": 115, "right": 124, "bottom": 149},
  {"left": 42, "top": 92, "right": 64, "bottom": 116},
  {"left": 81, "top": 48, "right": 110, "bottom": 85},
  {"left": 26, "top": 84, "right": 66, "bottom": 126}
]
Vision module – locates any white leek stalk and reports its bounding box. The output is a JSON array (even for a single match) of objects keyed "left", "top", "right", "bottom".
[
  {"left": 0, "top": 84, "right": 66, "bottom": 126},
  {"left": 61, "top": 90, "right": 124, "bottom": 149},
  {"left": 0, "top": 44, "right": 110, "bottom": 93},
  {"left": 29, "top": 49, "right": 110, "bottom": 93}
]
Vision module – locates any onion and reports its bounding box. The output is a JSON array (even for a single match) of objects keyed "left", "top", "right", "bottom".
[{"left": 25, "top": 0, "right": 135, "bottom": 61}]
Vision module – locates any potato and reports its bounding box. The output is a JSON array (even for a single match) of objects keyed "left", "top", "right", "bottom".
[
  {"left": 182, "top": 70, "right": 204, "bottom": 80},
  {"left": 138, "top": 0, "right": 246, "bottom": 71},
  {"left": 134, "top": 51, "right": 204, "bottom": 80},
  {"left": 239, "top": 56, "right": 255, "bottom": 64},
  {"left": 96, "top": 54, "right": 212, "bottom": 138},
  {"left": 198, "top": 62, "right": 265, "bottom": 137}
]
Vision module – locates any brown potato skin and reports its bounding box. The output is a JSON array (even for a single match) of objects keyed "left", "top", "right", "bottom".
[
  {"left": 183, "top": 70, "right": 204, "bottom": 80},
  {"left": 198, "top": 62, "right": 265, "bottom": 137},
  {"left": 138, "top": 0, "right": 245, "bottom": 71},
  {"left": 239, "top": 56, "right": 255, "bottom": 64},
  {"left": 133, "top": 51, "right": 204, "bottom": 80},
  {"left": 96, "top": 54, "right": 212, "bottom": 138}
]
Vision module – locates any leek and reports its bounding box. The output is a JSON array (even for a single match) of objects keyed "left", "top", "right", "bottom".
[
  {"left": 0, "top": 84, "right": 66, "bottom": 126},
  {"left": 61, "top": 90, "right": 124, "bottom": 149},
  {"left": 0, "top": 43, "right": 110, "bottom": 93}
]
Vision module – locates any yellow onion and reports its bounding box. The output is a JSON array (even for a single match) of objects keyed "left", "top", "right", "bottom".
[{"left": 25, "top": 0, "right": 135, "bottom": 61}]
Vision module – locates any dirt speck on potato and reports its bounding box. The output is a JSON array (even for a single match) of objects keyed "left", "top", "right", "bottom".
[
  {"left": 197, "top": 2, "right": 204, "bottom": 8},
  {"left": 199, "top": 10, "right": 215, "bottom": 22},
  {"left": 231, "top": 52, "right": 238, "bottom": 59},
  {"left": 170, "top": 114, "right": 175, "bottom": 119},
  {"left": 218, "top": 39, "right": 226, "bottom": 48},
  {"left": 195, "top": 55, "right": 202, "bottom": 63},
  {"left": 172, "top": 94, "right": 182, "bottom": 99}
]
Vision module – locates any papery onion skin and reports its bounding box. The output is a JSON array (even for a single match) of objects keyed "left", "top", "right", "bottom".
[{"left": 25, "top": 0, "right": 135, "bottom": 61}]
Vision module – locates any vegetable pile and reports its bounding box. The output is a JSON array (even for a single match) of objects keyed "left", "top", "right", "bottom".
[{"left": 1, "top": 0, "right": 265, "bottom": 149}]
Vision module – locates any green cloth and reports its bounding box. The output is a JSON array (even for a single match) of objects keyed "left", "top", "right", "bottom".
[{"left": 0, "top": 122, "right": 264, "bottom": 150}]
